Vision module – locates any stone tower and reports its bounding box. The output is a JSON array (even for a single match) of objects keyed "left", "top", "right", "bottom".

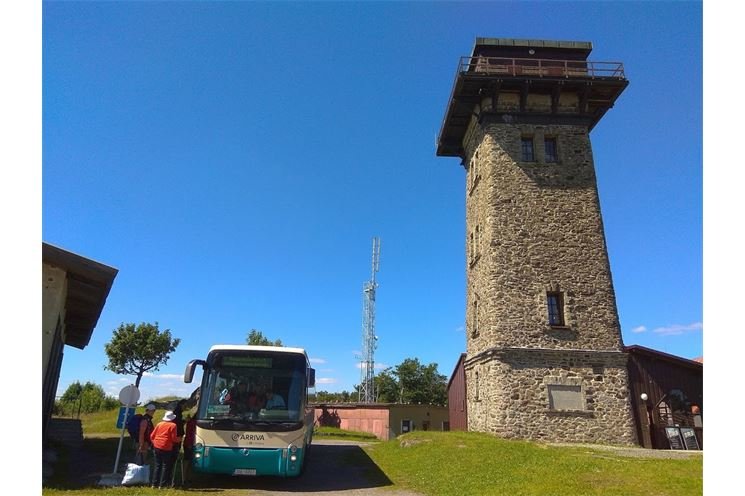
[{"left": 437, "top": 38, "right": 636, "bottom": 445}]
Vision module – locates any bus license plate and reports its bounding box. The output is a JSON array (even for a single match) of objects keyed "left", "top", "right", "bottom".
[{"left": 234, "top": 469, "right": 256, "bottom": 476}]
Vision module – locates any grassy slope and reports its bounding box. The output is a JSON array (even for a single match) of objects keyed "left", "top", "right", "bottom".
[
  {"left": 365, "top": 431, "right": 702, "bottom": 496},
  {"left": 48, "top": 409, "right": 703, "bottom": 496}
]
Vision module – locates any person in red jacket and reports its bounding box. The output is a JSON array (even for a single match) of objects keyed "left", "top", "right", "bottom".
[{"left": 149, "top": 410, "right": 181, "bottom": 488}]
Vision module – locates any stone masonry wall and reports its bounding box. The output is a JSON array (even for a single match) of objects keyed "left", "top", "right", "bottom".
[
  {"left": 464, "top": 120, "right": 624, "bottom": 355},
  {"left": 465, "top": 349, "right": 637, "bottom": 445},
  {"left": 460, "top": 115, "right": 636, "bottom": 445}
]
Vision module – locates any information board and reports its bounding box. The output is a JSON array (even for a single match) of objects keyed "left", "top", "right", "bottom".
[
  {"left": 116, "top": 406, "right": 136, "bottom": 429},
  {"left": 664, "top": 427, "right": 685, "bottom": 450},
  {"left": 680, "top": 427, "right": 700, "bottom": 450}
]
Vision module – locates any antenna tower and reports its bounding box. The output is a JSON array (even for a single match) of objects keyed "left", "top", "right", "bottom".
[{"left": 359, "top": 237, "right": 380, "bottom": 403}]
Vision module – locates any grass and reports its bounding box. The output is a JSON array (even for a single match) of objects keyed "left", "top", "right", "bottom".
[
  {"left": 78, "top": 408, "right": 136, "bottom": 437},
  {"left": 365, "top": 431, "right": 703, "bottom": 496},
  {"left": 45, "top": 409, "right": 703, "bottom": 496},
  {"left": 313, "top": 426, "right": 379, "bottom": 442}
]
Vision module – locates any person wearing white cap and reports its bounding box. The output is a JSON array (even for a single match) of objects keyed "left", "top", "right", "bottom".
[{"left": 149, "top": 410, "right": 182, "bottom": 488}]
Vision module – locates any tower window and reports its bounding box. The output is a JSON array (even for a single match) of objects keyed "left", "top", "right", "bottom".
[
  {"left": 521, "top": 137, "right": 535, "bottom": 162},
  {"left": 475, "top": 370, "right": 480, "bottom": 401},
  {"left": 547, "top": 291, "right": 565, "bottom": 326},
  {"left": 545, "top": 138, "right": 558, "bottom": 163},
  {"left": 471, "top": 296, "right": 479, "bottom": 337},
  {"left": 469, "top": 147, "right": 481, "bottom": 192}
]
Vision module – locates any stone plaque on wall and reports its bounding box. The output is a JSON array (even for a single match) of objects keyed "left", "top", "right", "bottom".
[{"left": 548, "top": 384, "right": 583, "bottom": 411}]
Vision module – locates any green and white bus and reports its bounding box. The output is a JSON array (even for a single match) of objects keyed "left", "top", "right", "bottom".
[{"left": 183, "top": 345, "right": 316, "bottom": 477}]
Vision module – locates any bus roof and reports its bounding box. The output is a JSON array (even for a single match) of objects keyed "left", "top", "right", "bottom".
[{"left": 207, "top": 345, "right": 308, "bottom": 358}]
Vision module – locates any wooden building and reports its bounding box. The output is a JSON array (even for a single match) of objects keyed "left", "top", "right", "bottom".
[
  {"left": 42, "top": 242, "right": 118, "bottom": 443},
  {"left": 626, "top": 345, "right": 703, "bottom": 449},
  {"left": 447, "top": 353, "right": 468, "bottom": 431}
]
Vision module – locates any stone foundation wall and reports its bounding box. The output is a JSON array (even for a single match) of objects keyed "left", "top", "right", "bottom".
[{"left": 465, "top": 348, "right": 637, "bottom": 445}]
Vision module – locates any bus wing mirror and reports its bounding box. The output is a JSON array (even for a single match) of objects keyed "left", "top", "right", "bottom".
[
  {"left": 184, "top": 359, "right": 207, "bottom": 383},
  {"left": 308, "top": 368, "right": 316, "bottom": 388}
]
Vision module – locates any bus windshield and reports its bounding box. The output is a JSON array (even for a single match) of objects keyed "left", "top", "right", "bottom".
[{"left": 198, "top": 350, "right": 307, "bottom": 425}]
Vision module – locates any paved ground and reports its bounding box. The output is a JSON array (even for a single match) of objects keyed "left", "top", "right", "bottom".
[
  {"left": 185, "top": 440, "right": 422, "bottom": 495},
  {"left": 68, "top": 438, "right": 421, "bottom": 495},
  {"left": 546, "top": 442, "right": 704, "bottom": 459}
]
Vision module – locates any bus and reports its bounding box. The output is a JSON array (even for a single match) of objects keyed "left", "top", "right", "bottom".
[{"left": 183, "top": 345, "right": 316, "bottom": 477}]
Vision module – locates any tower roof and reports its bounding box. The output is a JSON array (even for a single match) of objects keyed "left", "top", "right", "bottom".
[
  {"left": 436, "top": 37, "right": 628, "bottom": 159},
  {"left": 471, "top": 38, "right": 593, "bottom": 59}
]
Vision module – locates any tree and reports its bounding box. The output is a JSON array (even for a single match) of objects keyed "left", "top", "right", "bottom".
[
  {"left": 56, "top": 381, "right": 118, "bottom": 414},
  {"left": 104, "top": 322, "right": 180, "bottom": 388},
  {"left": 246, "top": 329, "right": 282, "bottom": 346},
  {"left": 373, "top": 358, "right": 447, "bottom": 406},
  {"left": 374, "top": 369, "right": 401, "bottom": 403}
]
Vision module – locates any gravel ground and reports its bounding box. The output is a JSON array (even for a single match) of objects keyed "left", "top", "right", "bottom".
[{"left": 546, "top": 442, "right": 704, "bottom": 459}]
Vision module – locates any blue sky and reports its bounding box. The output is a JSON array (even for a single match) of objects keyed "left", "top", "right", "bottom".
[{"left": 39, "top": 1, "right": 703, "bottom": 404}]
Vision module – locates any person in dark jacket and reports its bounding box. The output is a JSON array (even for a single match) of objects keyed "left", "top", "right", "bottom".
[
  {"left": 182, "top": 411, "right": 197, "bottom": 486},
  {"left": 170, "top": 399, "right": 187, "bottom": 485}
]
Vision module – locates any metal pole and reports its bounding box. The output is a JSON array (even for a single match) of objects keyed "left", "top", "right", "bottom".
[{"left": 112, "top": 407, "right": 132, "bottom": 473}]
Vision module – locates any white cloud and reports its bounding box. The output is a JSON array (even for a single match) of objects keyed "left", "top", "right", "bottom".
[
  {"left": 455, "top": 326, "right": 464, "bottom": 332},
  {"left": 354, "top": 362, "right": 389, "bottom": 370},
  {"left": 310, "top": 358, "right": 326, "bottom": 365},
  {"left": 652, "top": 322, "right": 703, "bottom": 336},
  {"left": 150, "top": 374, "right": 184, "bottom": 380},
  {"left": 631, "top": 325, "right": 647, "bottom": 333},
  {"left": 316, "top": 378, "right": 337, "bottom": 385}
]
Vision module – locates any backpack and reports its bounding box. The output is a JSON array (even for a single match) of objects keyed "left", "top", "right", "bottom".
[{"left": 126, "top": 413, "right": 144, "bottom": 440}]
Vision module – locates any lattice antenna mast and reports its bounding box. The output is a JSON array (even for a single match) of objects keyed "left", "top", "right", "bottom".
[{"left": 359, "top": 237, "right": 380, "bottom": 403}]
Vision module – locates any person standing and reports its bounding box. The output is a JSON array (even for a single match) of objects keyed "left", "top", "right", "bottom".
[
  {"left": 136, "top": 404, "right": 156, "bottom": 464},
  {"left": 149, "top": 410, "right": 181, "bottom": 488},
  {"left": 182, "top": 412, "right": 197, "bottom": 486},
  {"left": 170, "top": 399, "right": 187, "bottom": 485}
]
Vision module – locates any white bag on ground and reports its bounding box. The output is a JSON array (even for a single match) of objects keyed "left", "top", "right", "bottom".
[{"left": 121, "top": 463, "right": 150, "bottom": 486}]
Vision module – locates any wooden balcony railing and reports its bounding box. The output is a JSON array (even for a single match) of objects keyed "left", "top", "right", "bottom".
[{"left": 458, "top": 56, "right": 626, "bottom": 79}]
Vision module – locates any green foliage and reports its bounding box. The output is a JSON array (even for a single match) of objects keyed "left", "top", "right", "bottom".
[
  {"left": 55, "top": 381, "right": 118, "bottom": 415},
  {"left": 366, "top": 431, "right": 703, "bottom": 496},
  {"left": 104, "top": 322, "right": 180, "bottom": 388},
  {"left": 246, "top": 328, "right": 282, "bottom": 346},
  {"left": 374, "top": 369, "right": 400, "bottom": 402},
  {"left": 311, "top": 390, "right": 353, "bottom": 403},
  {"left": 374, "top": 357, "right": 447, "bottom": 406}
]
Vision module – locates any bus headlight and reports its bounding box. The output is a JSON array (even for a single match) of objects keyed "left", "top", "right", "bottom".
[
  {"left": 195, "top": 443, "right": 204, "bottom": 451},
  {"left": 288, "top": 444, "right": 298, "bottom": 462}
]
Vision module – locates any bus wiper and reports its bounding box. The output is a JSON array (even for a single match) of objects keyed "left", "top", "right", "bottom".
[{"left": 209, "top": 418, "right": 237, "bottom": 428}]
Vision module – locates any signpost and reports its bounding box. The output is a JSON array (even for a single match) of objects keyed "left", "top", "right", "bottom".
[{"left": 99, "top": 385, "right": 141, "bottom": 486}]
